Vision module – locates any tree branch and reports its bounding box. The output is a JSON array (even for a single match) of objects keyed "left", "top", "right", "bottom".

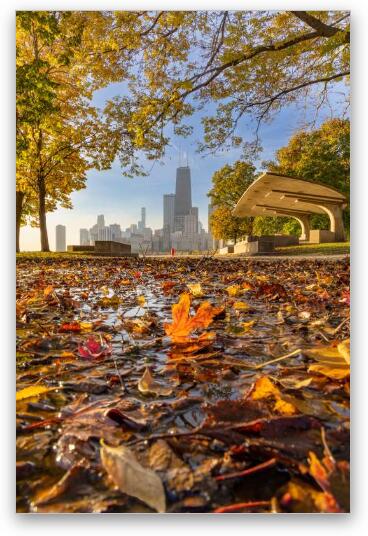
[{"left": 291, "top": 11, "right": 349, "bottom": 41}]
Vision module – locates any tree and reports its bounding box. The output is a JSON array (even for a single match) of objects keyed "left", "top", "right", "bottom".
[
  {"left": 210, "top": 206, "right": 252, "bottom": 244},
  {"left": 16, "top": 11, "right": 169, "bottom": 250},
  {"left": 208, "top": 160, "right": 256, "bottom": 242},
  {"left": 16, "top": 12, "right": 123, "bottom": 251},
  {"left": 102, "top": 10, "right": 349, "bottom": 162},
  {"left": 261, "top": 117, "right": 350, "bottom": 233}
]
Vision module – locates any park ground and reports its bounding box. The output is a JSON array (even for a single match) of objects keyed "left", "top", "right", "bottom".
[{"left": 16, "top": 254, "right": 350, "bottom": 513}]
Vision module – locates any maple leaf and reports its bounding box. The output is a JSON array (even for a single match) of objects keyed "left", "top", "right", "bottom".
[
  {"left": 164, "top": 293, "right": 223, "bottom": 343},
  {"left": 77, "top": 336, "right": 112, "bottom": 359}
]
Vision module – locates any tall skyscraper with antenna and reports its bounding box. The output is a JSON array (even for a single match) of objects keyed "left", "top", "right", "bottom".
[{"left": 174, "top": 155, "right": 192, "bottom": 232}]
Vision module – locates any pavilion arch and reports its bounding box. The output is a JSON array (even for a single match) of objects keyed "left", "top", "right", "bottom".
[{"left": 233, "top": 172, "right": 347, "bottom": 243}]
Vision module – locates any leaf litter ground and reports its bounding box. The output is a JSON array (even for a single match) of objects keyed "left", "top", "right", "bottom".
[{"left": 16, "top": 256, "right": 350, "bottom": 513}]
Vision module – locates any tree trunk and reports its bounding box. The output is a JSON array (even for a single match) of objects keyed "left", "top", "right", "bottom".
[
  {"left": 16, "top": 190, "right": 25, "bottom": 253},
  {"left": 38, "top": 176, "right": 49, "bottom": 252}
]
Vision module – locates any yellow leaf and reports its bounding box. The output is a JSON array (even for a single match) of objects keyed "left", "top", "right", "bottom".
[
  {"left": 305, "top": 339, "right": 350, "bottom": 379},
  {"left": 337, "top": 339, "right": 350, "bottom": 364},
  {"left": 241, "top": 320, "right": 256, "bottom": 330},
  {"left": 251, "top": 376, "right": 298, "bottom": 415},
  {"left": 233, "top": 301, "right": 250, "bottom": 311},
  {"left": 16, "top": 385, "right": 57, "bottom": 401},
  {"left": 274, "top": 398, "right": 297, "bottom": 415},
  {"left": 187, "top": 283, "right": 203, "bottom": 297},
  {"left": 137, "top": 295, "right": 146, "bottom": 306},
  {"left": 251, "top": 376, "right": 280, "bottom": 400},
  {"left": 308, "top": 364, "right": 350, "bottom": 380},
  {"left": 43, "top": 285, "right": 54, "bottom": 297},
  {"left": 226, "top": 285, "right": 241, "bottom": 297}
]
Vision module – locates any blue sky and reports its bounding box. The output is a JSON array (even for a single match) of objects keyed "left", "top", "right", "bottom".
[{"left": 20, "top": 82, "right": 348, "bottom": 251}]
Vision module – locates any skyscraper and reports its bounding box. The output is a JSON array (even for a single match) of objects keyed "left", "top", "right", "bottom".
[
  {"left": 175, "top": 166, "right": 192, "bottom": 213},
  {"left": 163, "top": 194, "right": 175, "bottom": 232},
  {"left": 80, "top": 228, "right": 90, "bottom": 246},
  {"left": 109, "top": 224, "right": 122, "bottom": 241},
  {"left": 98, "top": 226, "right": 111, "bottom": 241},
  {"left": 55, "top": 225, "right": 66, "bottom": 252},
  {"left": 174, "top": 166, "right": 192, "bottom": 231},
  {"left": 97, "top": 215, "right": 105, "bottom": 229}
]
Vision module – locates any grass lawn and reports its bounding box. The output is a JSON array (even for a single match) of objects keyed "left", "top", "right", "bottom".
[
  {"left": 16, "top": 251, "right": 95, "bottom": 260},
  {"left": 275, "top": 241, "right": 350, "bottom": 256}
]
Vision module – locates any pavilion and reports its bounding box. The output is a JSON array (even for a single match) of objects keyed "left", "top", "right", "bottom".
[{"left": 233, "top": 171, "right": 347, "bottom": 243}]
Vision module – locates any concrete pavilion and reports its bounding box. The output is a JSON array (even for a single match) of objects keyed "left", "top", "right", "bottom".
[{"left": 233, "top": 171, "right": 347, "bottom": 243}]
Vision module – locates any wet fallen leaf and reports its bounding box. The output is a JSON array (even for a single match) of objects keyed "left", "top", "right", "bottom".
[
  {"left": 100, "top": 441, "right": 166, "bottom": 512},
  {"left": 16, "top": 385, "right": 58, "bottom": 401},
  {"left": 233, "top": 301, "right": 250, "bottom": 311},
  {"left": 305, "top": 339, "right": 350, "bottom": 379},
  {"left": 226, "top": 285, "right": 242, "bottom": 297},
  {"left": 138, "top": 368, "right": 176, "bottom": 396},
  {"left": 77, "top": 336, "right": 112, "bottom": 360},
  {"left": 250, "top": 376, "right": 297, "bottom": 415},
  {"left": 137, "top": 295, "right": 146, "bottom": 306},
  {"left": 164, "top": 293, "right": 223, "bottom": 343},
  {"left": 187, "top": 283, "right": 203, "bottom": 297}
]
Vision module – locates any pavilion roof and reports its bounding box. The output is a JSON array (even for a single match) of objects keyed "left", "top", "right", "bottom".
[{"left": 233, "top": 172, "right": 347, "bottom": 218}]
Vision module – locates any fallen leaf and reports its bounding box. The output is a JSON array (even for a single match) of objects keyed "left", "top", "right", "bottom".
[
  {"left": 138, "top": 368, "right": 176, "bottom": 396},
  {"left": 16, "top": 385, "right": 58, "bottom": 401},
  {"left": 226, "top": 285, "right": 242, "bottom": 297},
  {"left": 187, "top": 283, "right": 203, "bottom": 297},
  {"left": 43, "top": 285, "right": 54, "bottom": 297},
  {"left": 164, "top": 293, "right": 223, "bottom": 343},
  {"left": 305, "top": 339, "right": 350, "bottom": 379},
  {"left": 77, "top": 336, "right": 112, "bottom": 360},
  {"left": 59, "top": 322, "right": 81, "bottom": 332},
  {"left": 137, "top": 295, "right": 146, "bottom": 306},
  {"left": 250, "top": 376, "right": 297, "bottom": 415},
  {"left": 100, "top": 441, "right": 166, "bottom": 513},
  {"left": 233, "top": 301, "right": 250, "bottom": 311}
]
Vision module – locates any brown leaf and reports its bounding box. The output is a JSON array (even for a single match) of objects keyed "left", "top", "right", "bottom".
[{"left": 100, "top": 441, "right": 166, "bottom": 513}]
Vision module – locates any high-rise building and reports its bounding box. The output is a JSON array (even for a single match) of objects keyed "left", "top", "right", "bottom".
[
  {"left": 55, "top": 225, "right": 66, "bottom": 252},
  {"left": 97, "top": 215, "right": 105, "bottom": 229},
  {"left": 141, "top": 207, "right": 146, "bottom": 229},
  {"left": 174, "top": 166, "right": 192, "bottom": 231},
  {"left": 89, "top": 224, "right": 98, "bottom": 245},
  {"left": 80, "top": 228, "right": 90, "bottom": 246},
  {"left": 98, "top": 226, "right": 111, "bottom": 241},
  {"left": 163, "top": 194, "right": 175, "bottom": 232},
  {"left": 184, "top": 213, "right": 198, "bottom": 235},
  {"left": 109, "top": 224, "right": 122, "bottom": 241}
]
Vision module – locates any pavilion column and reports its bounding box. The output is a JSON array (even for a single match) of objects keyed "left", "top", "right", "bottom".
[
  {"left": 318, "top": 203, "right": 345, "bottom": 242},
  {"left": 295, "top": 215, "right": 311, "bottom": 241}
]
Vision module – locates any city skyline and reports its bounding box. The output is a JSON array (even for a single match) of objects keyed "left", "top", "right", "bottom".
[
  {"left": 74, "top": 161, "right": 210, "bottom": 253},
  {"left": 19, "top": 78, "right": 347, "bottom": 251}
]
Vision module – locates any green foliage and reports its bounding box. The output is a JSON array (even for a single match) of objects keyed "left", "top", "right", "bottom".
[
  {"left": 261, "top": 117, "right": 350, "bottom": 234},
  {"left": 208, "top": 161, "right": 256, "bottom": 242},
  {"left": 252, "top": 216, "right": 301, "bottom": 237}
]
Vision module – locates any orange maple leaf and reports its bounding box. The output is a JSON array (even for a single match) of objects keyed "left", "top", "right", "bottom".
[{"left": 164, "top": 293, "right": 223, "bottom": 343}]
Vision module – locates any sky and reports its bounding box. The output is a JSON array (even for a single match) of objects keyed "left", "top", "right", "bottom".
[{"left": 19, "top": 82, "right": 348, "bottom": 251}]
